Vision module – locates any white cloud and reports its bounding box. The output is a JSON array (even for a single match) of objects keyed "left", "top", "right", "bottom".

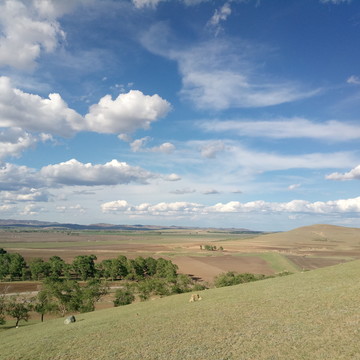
[
  {"left": 56, "top": 204, "right": 86, "bottom": 214},
  {"left": 200, "top": 140, "right": 225, "bottom": 158},
  {"left": 0, "top": 77, "right": 171, "bottom": 138},
  {"left": 326, "top": 165, "right": 360, "bottom": 181},
  {"left": 0, "top": 0, "right": 66, "bottom": 70},
  {"left": 320, "top": 0, "right": 351, "bottom": 4},
  {"left": 170, "top": 188, "right": 196, "bottom": 194},
  {"left": 132, "top": 0, "right": 166, "bottom": 8},
  {"left": 1, "top": 188, "right": 50, "bottom": 202},
  {"left": 85, "top": 90, "right": 171, "bottom": 134},
  {"left": 20, "top": 203, "right": 45, "bottom": 216},
  {"left": 347, "top": 75, "right": 360, "bottom": 85},
  {"left": 288, "top": 183, "right": 301, "bottom": 191},
  {"left": 130, "top": 137, "right": 175, "bottom": 153},
  {"left": 132, "top": 0, "right": 208, "bottom": 8},
  {"left": 203, "top": 189, "right": 220, "bottom": 195},
  {"left": 0, "top": 162, "right": 43, "bottom": 191},
  {"left": 40, "top": 159, "right": 157, "bottom": 186},
  {"left": 207, "top": 2, "right": 232, "bottom": 36},
  {"left": 199, "top": 118, "right": 360, "bottom": 141},
  {"left": 164, "top": 173, "right": 182, "bottom": 181},
  {"left": 0, "top": 128, "right": 39, "bottom": 159},
  {"left": 0, "top": 76, "right": 83, "bottom": 137},
  {"left": 190, "top": 139, "right": 357, "bottom": 173},
  {"left": 141, "top": 30, "right": 319, "bottom": 110},
  {"left": 101, "top": 197, "right": 360, "bottom": 216}
]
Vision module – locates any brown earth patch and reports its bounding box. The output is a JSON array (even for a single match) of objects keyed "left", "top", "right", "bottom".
[
  {"left": 285, "top": 255, "right": 348, "bottom": 270},
  {"left": 173, "top": 255, "right": 274, "bottom": 282}
]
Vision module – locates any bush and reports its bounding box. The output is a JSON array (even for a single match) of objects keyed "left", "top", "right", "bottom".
[
  {"left": 214, "top": 271, "right": 266, "bottom": 288},
  {"left": 113, "top": 289, "right": 135, "bottom": 306}
]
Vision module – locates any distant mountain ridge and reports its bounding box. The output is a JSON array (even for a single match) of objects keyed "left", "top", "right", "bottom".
[{"left": 0, "top": 219, "right": 255, "bottom": 232}]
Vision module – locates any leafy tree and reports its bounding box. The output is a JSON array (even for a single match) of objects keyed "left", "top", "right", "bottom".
[
  {"left": 78, "top": 279, "right": 108, "bottom": 313},
  {"left": 0, "top": 253, "right": 11, "bottom": 280},
  {"left": 113, "top": 288, "right": 135, "bottom": 307},
  {"left": 72, "top": 255, "right": 97, "bottom": 280},
  {"left": 48, "top": 256, "right": 65, "bottom": 278},
  {"left": 29, "top": 258, "right": 50, "bottom": 280},
  {"left": 0, "top": 291, "right": 6, "bottom": 325},
  {"left": 8, "top": 253, "right": 26, "bottom": 280},
  {"left": 0, "top": 248, "right": 7, "bottom": 255},
  {"left": 155, "top": 258, "right": 178, "bottom": 280},
  {"left": 34, "top": 289, "right": 58, "bottom": 322},
  {"left": 41, "top": 278, "right": 80, "bottom": 316},
  {"left": 6, "top": 296, "right": 33, "bottom": 327}
]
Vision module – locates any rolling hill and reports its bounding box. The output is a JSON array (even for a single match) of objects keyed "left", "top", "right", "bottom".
[{"left": 1, "top": 259, "right": 360, "bottom": 359}]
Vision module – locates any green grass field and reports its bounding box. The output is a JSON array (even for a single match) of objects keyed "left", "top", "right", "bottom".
[{"left": 1, "top": 260, "right": 359, "bottom": 359}]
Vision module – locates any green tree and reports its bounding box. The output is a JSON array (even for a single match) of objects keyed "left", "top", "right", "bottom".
[
  {"left": 0, "top": 291, "right": 6, "bottom": 325},
  {"left": 155, "top": 258, "right": 178, "bottom": 280},
  {"left": 6, "top": 297, "right": 32, "bottom": 327},
  {"left": 34, "top": 289, "right": 58, "bottom": 322},
  {"left": 48, "top": 256, "right": 65, "bottom": 278},
  {"left": 8, "top": 253, "right": 26, "bottom": 280},
  {"left": 72, "top": 255, "right": 97, "bottom": 280},
  {"left": 29, "top": 258, "right": 50, "bottom": 280},
  {"left": 78, "top": 279, "right": 108, "bottom": 313}
]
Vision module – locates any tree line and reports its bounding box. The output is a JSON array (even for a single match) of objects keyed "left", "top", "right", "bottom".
[{"left": 0, "top": 248, "right": 206, "bottom": 327}]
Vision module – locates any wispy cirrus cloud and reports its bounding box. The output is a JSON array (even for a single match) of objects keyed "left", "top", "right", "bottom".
[
  {"left": 141, "top": 26, "right": 319, "bottom": 110},
  {"left": 199, "top": 118, "right": 360, "bottom": 141}
]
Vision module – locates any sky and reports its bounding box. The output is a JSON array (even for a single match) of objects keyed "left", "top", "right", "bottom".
[{"left": 0, "top": 0, "right": 359, "bottom": 231}]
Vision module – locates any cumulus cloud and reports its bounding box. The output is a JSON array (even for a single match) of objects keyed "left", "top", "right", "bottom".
[
  {"left": 40, "top": 159, "right": 157, "bottom": 186},
  {"left": 326, "top": 165, "right": 360, "bottom": 180},
  {"left": 130, "top": 137, "right": 175, "bottom": 153},
  {"left": 56, "top": 204, "right": 86, "bottom": 214},
  {"left": 0, "top": 128, "right": 39, "bottom": 159},
  {"left": 164, "top": 173, "right": 182, "bottom": 181},
  {"left": 20, "top": 203, "right": 45, "bottom": 216},
  {"left": 199, "top": 118, "right": 360, "bottom": 141},
  {"left": 85, "top": 90, "right": 171, "bottom": 134},
  {"left": 0, "top": 0, "right": 67, "bottom": 70},
  {"left": 1, "top": 188, "right": 50, "bottom": 202},
  {"left": 101, "top": 197, "right": 360, "bottom": 216},
  {"left": 101, "top": 200, "right": 205, "bottom": 215},
  {"left": 0, "top": 77, "right": 171, "bottom": 139},
  {"left": 142, "top": 30, "right": 319, "bottom": 110},
  {"left": 0, "top": 162, "right": 43, "bottom": 191},
  {"left": 0, "top": 76, "right": 83, "bottom": 137}
]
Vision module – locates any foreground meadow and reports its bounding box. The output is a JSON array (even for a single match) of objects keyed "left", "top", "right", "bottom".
[{"left": 1, "top": 260, "right": 359, "bottom": 359}]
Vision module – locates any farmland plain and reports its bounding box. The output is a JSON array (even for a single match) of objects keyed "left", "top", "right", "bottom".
[{"left": 1, "top": 223, "right": 360, "bottom": 285}]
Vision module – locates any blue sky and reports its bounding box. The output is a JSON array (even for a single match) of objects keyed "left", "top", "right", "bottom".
[{"left": 0, "top": 0, "right": 359, "bottom": 231}]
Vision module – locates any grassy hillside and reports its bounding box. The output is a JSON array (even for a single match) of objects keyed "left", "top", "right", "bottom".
[{"left": 1, "top": 260, "right": 360, "bottom": 359}]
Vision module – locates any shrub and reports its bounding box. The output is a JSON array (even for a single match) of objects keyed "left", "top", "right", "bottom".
[{"left": 113, "top": 289, "right": 135, "bottom": 306}]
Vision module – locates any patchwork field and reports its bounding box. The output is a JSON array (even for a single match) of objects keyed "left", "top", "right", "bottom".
[{"left": 1, "top": 223, "right": 359, "bottom": 286}]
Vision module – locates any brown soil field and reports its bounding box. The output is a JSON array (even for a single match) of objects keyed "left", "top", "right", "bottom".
[{"left": 1, "top": 224, "right": 360, "bottom": 288}]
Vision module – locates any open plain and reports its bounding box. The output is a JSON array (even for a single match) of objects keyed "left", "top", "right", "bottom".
[{"left": 1, "top": 223, "right": 360, "bottom": 288}]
